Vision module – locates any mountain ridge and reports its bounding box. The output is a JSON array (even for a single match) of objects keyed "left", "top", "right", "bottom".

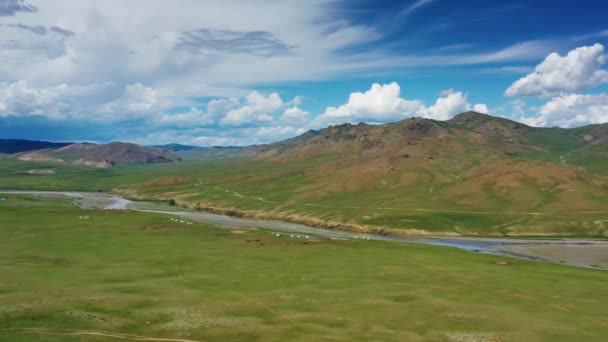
[{"left": 12, "top": 141, "right": 181, "bottom": 168}]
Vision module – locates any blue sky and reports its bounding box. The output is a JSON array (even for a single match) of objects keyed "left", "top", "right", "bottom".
[{"left": 0, "top": 0, "right": 608, "bottom": 146}]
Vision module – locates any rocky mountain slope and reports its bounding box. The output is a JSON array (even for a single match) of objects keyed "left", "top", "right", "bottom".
[
  {"left": 128, "top": 112, "right": 608, "bottom": 236},
  {"left": 14, "top": 142, "right": 181, "bottom": 168}
]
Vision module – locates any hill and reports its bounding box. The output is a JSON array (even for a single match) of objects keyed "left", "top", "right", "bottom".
[
  {"left": 151, "top": 144, "right": 251, "bottom": 159},
  {"left": 14, "top": 141, "right": 181, "bottom": 168},
  {"left": 3, "top": 112, "right": 607, "bottom": 236},
  {"left": 119, "top": 112, "right": 608, "bottom": 237},
  {"left": 150, "top": 143, "right": 202, "bottom": 152},
  {"left": 0, "top": 139, "right": 72, "bottom": 154}
]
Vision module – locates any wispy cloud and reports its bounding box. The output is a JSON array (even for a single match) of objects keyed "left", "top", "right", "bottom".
[
  {"left": 399, "top": 0, "right": 436, "bottom": 17},
  {"left": 571, "top": 29, "right": 608, "bottom": 42},
  {"left": 175, "top": 29, "right": 297, "bottom": 58},
  {"left": 1, "top": 23, "right": 74, "bottom": 37},
  {"left": 477, "top": 66, "right": 534, "bottom": 75},
  {"left": 0, "top": 0, "right": 37, "bottom": 16}
]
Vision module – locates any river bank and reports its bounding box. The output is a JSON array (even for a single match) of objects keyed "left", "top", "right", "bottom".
[{"left": 2, "top": 190, "right": 607, "bottom": 270}]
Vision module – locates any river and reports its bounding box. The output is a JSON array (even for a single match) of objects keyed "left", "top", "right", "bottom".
[{"left": 2, "top": 190, "right": 607, "bottom": 270}]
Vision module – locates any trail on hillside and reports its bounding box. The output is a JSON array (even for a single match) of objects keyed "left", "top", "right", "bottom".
[
  {"left": 211, "top": 186, "right": 608, "bottom": 215},
  {"left": 0, "top": 328, "right": 204, "bottom": 342}
]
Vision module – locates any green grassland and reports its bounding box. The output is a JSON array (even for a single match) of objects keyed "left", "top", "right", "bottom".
[
  {"left": 1, "top": 152, "right": 608, "bottom": 237},
  {"left": 1, "top": 195, "right": 608, "bottom": 341}
]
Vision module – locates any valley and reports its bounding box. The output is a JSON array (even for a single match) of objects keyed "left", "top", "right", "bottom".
[
  {"left": 4, "top": 190, "right": 608, "bottom": 269},
  {"left": 1, "top": 194, "right": 607, "bottom": 341},
  {"left": 3, "top": 3, "right": 608, "bottom": 340},
  {"left": 2, "top": 112, "right": 608, "bottom": 237}
]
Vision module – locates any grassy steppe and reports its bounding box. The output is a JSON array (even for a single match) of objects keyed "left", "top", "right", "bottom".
[
  {"left": 1, "top": 155, "right": 608, "bottom": 237},
  {"left": 1, "top": 195, "right": 608, "bottom": 341}
]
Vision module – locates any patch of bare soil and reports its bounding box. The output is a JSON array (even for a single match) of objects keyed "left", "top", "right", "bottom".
[
  {"left": 16, "top": 152, "right": 64, "bottom": 163},
  {"left": 143, "top": 177, "right": 191, "bottom": 186},
  {"left": 442, "top": 331, "right": 506, "bottom": 342},
  {"left": 25, "top": 169, "right": 56, "bottom": 175},
  {"left": 72, "top": 158, "right": 114, "bottom": 168},
  {"left": 230, "top": 230, "right": 251, "bottom": 235},
  {"left": 139, "top": 225, "right": 171, "bottom": 231}
]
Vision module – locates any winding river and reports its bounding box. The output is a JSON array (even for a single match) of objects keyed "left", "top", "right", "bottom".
[{"left": 2, "top": 190, "right": 607, "bottom": 270}]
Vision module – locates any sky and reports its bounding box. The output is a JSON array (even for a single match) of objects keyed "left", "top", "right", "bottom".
[{"left": 0, "top": 0, "right": 608, "bottom": 146}]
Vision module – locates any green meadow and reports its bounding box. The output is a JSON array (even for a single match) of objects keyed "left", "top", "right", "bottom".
[
  {"left": 1, "top": 156, "right": 608, "bottom": 237},
  {"left": 1, "top": 195, "right": 607, "bottom": 341}
]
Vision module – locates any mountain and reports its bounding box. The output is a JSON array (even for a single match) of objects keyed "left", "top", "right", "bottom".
[
  {"left": 127, "top": 112, "right": 608, "bottom": 237},
  {"left": 0, "top": 139, "right": 72, "bottom": 154},
  {"left": 254, "top": 112, "right": 607, "bottom": 166},
  {"left": 151, "top": 144, "right": 251, "bottom": 159},
  {"left": 150, "top": 143, "right": 202, "bottom": 152},
  {"left": 14, "top": 141, "right": 181, "bottom": 168}
]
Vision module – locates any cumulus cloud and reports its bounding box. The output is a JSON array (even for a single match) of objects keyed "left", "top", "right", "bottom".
[
  {"left": 124, "top": 83, "right": 158, "bottom": 112},
  {"left": 520, "top": 93, "right": 608, "bottom": 127},
  {"left": 505, "top": 44, "right": 608, "bottom": 98},
  {"left": 418, "top": 89, "right": 473, "bottom": 120},
  {"left": 97, "top": 83, "right": 167, "bottom": 118},
  {"left": 473, "top": 103, "right": 489, "bottom": 114},
  {"left": 206, "top": 97, "right": 241, "bottom": 118},
  {"left": 158, "top": 107, "right": 214, "bottom": 127},
  {"left": 320, "top": 82, "right": 422, "bottom": 122},
  {"left": 130, "top": 124, "right": 306, "bottom": 147},
  {"left": 220, "top": 91, "right": 283, "bottom": 127},
  {"left": 255, "top": 125, "right": 300, "bottom": 138},
  {"left": 282, "top": 107, "right": 309, "bottom": 123},
  {"left": 0, "top": 79, "right": 302, "bottom": 131},
  {"left": 317, "top": 83, "right": 485, "bottom": 125},
  {"left": 0, "top": 80, "right": 98, "bottom": 119}
]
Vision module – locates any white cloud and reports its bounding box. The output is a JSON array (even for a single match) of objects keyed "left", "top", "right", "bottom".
[
  {"left": 317, "top": 83, "right": 485, "bottom": 125},
  {"left": 220, "top": 91, "right": 284, "bottom": 127},
  {"left": 400, "top": 0, "right": 436, "bottom": 17},
  {"left": 520, "top": 93, "right": 608, "bottom": 127},
  {"left": 511, "top": 99, "right": 526, "bottom": 116},
  {"left": 320, "top": 82, "right": 422, "bottom": 122},
  {"left": 147, "top": 90, "right": 304, "bottom": 129},
  {"left": 282, "top": 106, "right": 309, "bottom": 123},
  {"left": 0, "top": 0, "right": 386, "bottom": 89},
  {"left": 473, "top": 103, "right": 489, "bottom": 114},
  {"left": 158, "top": 107, "right": 214, "bottom": 126},
  {"left": 98, "top": 83, "right": 168, "bottom": 118},
  {"left": 124, "top": 83, "right": 158, "bottom": 112},
  {"left": 0, "top": 1, "right": 563, "bottom": 120},
  {"left": 418, "top": 89, "right": 473, "bottom": 120},
  {"left": 0, "top": 79, "right": 304, "bottom": 131},
  {"left": 0, "top": 80, "right": 98, "bottom": 118},
  {"left": 255, "top": 125, "right": 299, "bottom": 138},
  {"left": 130, "top": 125, "right": 306, "bottom": 147},
  {"left": 505, "top": 44, "right": 608, "bottom": 98}
]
